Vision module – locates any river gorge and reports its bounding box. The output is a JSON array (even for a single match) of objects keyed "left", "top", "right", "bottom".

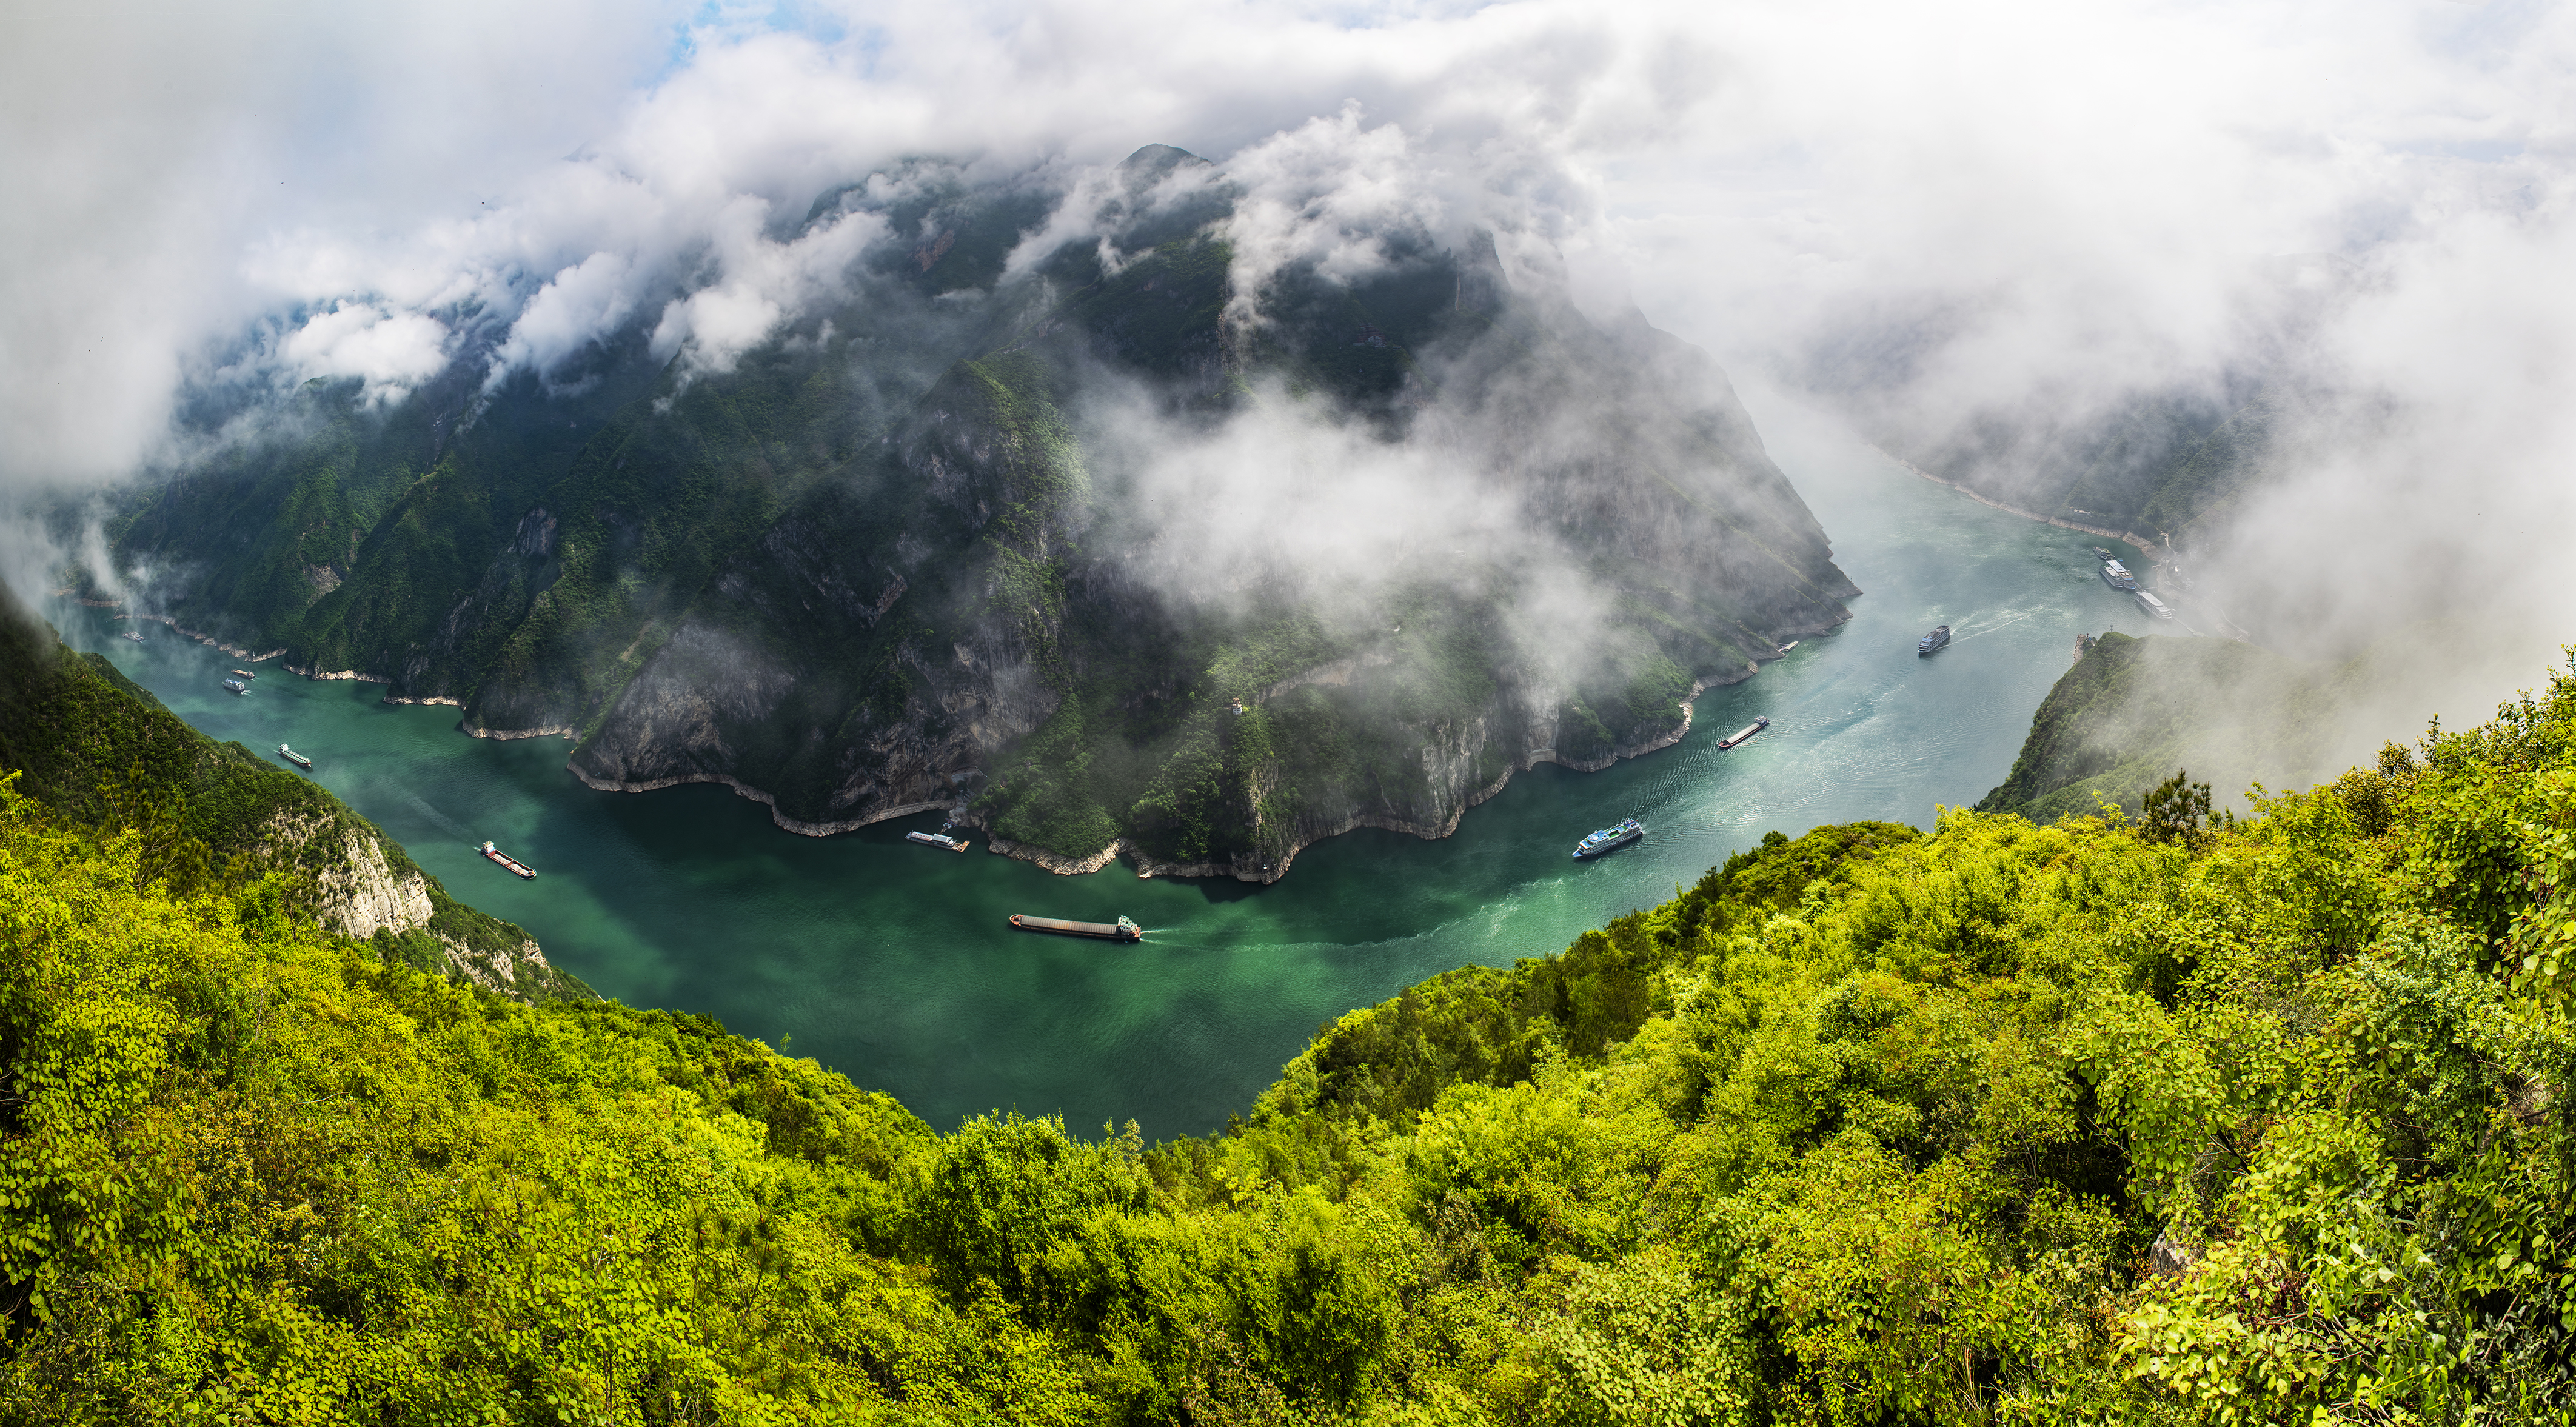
[{"left": 57, "top": 386, "right": 2180, "bottom": 1140}]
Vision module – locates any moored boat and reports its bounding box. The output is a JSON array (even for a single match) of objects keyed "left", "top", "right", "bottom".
[
  {"left": 2099, "top": 558, "right": 2139, "bottom": 591},
  {"left": 1773, "top": 640, "right": 1799, "bottom": 654},
  {"left": 278, "top": 744, "right": 313, "bottom": 770},
  {"left": 1573, "top": 818, "right": 1645, "bottom": 860},
  {"left": 2133, "top": 590, "right": 2175, "bottom": 621},
  {"left": 1918, "top": 624, "right": 1951, "bottom": 655},
  {"left": 479, "top": 841, "right": 537, "bottom": 879},
  {"left": 906, "top": 830, "right": 971, "bottom": 852},
  {"left": 1717, "top": 715, "right": 1770, "bottom": 750},
  {"left": 1009, "top": 914, "right": 1143, "bottom": 941}
]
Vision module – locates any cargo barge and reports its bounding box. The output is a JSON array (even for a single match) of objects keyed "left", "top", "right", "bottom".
[
  {"left": 232, "top": 669, "right": 256, "bottom": 678},
  {"left": 906, "top": 830, "right": 971, "bottom": 852},
  {"left": 278, "top": 744, "right": 312, "bottom": 770},
  {"left": 1009, "top": 914, "right": 1142, "bottom": 941},
  {"left": 479, "top": 841, "right": 537, "bottom": 879},
  {"left": 1716, "top": 715, "right": 1770, "bottom": 750}
]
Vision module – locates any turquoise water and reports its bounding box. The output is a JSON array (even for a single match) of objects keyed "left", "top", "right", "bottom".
[{"left": 57, "top": 390, "right": 2169, "bottom": 1140}]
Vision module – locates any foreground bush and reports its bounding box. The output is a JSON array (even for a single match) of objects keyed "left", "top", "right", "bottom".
[{"left": 6, "top": 658, "right": 2576, "bottom": 1422}]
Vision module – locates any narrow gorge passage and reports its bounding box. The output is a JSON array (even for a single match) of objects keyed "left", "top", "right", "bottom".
[{"left": 61, "top": 386, "right": 2173, "bottom": 1138}]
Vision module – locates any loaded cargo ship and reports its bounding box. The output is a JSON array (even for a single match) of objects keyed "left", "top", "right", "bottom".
[
  {"left": 479, "top": 841, "right": 537, "bottom": 879},
  {"left": 1716, "top": 715, "right": 1770, "bottom": 750},
  {"left": 231, "top": 668, "right": 257, "bottom": 679},
  {"left": 278, "top": 744, "right": 312, "bottom": 770},
  {"left": 1572, "top": 818, "right": 1644, "bottom": 860},
  {"left": 1009, "top": 914, "right": 1142, "bottom": 941}
]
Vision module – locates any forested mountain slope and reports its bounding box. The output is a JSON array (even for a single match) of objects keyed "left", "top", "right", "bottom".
[
  {"left": 1976, "top": 624, "right": 2532, "bottom": 822},
  {"left": 86, "top": 147, "right": 1856, "bottom": 880},
  {"left": 0, "top": 583, "right": 577, "bottom": 1000},
  {"left": 7, "top": 641, "right": 2572, "bottom": 1421}
]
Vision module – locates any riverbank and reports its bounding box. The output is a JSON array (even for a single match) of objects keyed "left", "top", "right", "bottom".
[
  {"left": 968, "top": 641, "right": 1838, "bottom": 884},
  {"left": 1878, "top": 449, "right": 2169, "bottom": 559},
  {"left": 44, "top": 382, "right": 2193, "bottom": 1141}
]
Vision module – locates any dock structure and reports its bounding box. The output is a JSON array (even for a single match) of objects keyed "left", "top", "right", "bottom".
[
  {"left": 1009, "top": 914, "right": 1142, "bottom": 942},
  {"left": 479, "top": 841, "right": 537, "bottom": 880}
]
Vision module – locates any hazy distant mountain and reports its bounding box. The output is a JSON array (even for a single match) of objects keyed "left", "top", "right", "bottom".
[
  {"left": 1796, "top": 255, "right": 2361, "bottom": 560},
  {"left": 87, "top": 146, "right": 1857, "bottom": 880}
]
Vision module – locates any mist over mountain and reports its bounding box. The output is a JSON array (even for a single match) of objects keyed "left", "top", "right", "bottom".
[{"left": 69, "top": 145, "right": 1854, "bottom": 877}]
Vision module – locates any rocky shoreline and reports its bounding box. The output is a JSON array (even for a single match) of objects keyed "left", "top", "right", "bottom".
[
  {"left": 969, "top": 632, "right": 1841, "bottom": 884},
  {"left": 1879, "top": 450, "right": 2168, "bottom": 559},
  {"left": 564, "top": 763, "right": 954, "bottom": 837}
]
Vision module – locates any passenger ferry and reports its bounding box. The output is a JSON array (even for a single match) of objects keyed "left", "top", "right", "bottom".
[
  {"left": 1918, "top": 624, "right": 1952, "bottom": 655},
  {"left": 1573, "top": 818, "right": 1645, "bottom": 860}
]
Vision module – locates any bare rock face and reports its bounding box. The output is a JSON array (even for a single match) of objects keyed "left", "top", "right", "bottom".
[
  {"left": 436, "top": 932, "right": 560, "bottom": 999},
  {"left": 261, "top": 811, "right": 436, "bottom": 940},
  {"left": 321, "top": 827, "right": 437, "bottom": 940},
  {"left": 255, "top": 809, "right": 563, "bottom": 998}
]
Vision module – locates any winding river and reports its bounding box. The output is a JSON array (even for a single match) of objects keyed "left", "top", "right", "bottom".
[{"left": 58, "top": 388, "right": 2176, "bottom": 1140}]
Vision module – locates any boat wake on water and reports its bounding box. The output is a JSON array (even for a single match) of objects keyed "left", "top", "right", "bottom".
[
  {"left": 1940, "top": 609, "right": 2042, "bottom": 646},
  {"left": 396, "top": 788, "right": 474, "bottom": 841}
]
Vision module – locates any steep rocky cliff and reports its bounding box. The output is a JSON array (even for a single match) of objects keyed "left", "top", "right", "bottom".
[
  {"left": 0, "top": 584, "right": 578, "bottom": 1000},
  {"left": 92, "top": 146, "right": 1856, "bottom": 880}
]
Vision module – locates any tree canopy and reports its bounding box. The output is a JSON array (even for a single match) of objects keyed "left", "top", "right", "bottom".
[{"left": 5, "top": 651, "right": 2576, "bottom": 1422}]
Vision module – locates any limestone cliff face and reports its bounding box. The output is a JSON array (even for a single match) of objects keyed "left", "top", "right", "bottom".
[
  {"left": 298, "top": 819, "right": 437, "bottom": 939},
  {"left": 558, "top": 241, "right": 1858, "bottom": 878},
  {"left": 249, "top": 807, "right": 564, "bottom": 995},
  {"left": 567, "top": 353, "right": 1079, "bottom": 831},
  {"left": 102, "top": 147, "right": 1858, "bottom": 883}
]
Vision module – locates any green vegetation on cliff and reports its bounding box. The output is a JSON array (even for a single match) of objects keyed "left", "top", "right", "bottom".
[
  {"left": 90, "top": 147, "right": 1855, "bottom": 874},
  {"left": 0, "top": 590, "right": 581, "bottom": 1001},
  {"left": 9, "top": 635, "right": 2576, "bottom": 1420},
  {"left": 1975, "top": 626, "right": 2528, "bottom": 824}
]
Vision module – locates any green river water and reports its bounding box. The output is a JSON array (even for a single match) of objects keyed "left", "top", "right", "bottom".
[{"left": 55, "top": 389, "right": 2175, "bottom": 1140}]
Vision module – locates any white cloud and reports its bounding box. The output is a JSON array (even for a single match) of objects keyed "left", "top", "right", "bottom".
[
  {"left": 280, "top": 301, "right": 450, "bottom": 399},
  {"left": 2, "top": 0, "right": 2574, "bottom": 671},
  {"left": 644, "top": 196, "right": 886, "bottom": 383},
  {"left": 490, "top": 251, "right": 640, "bottom": 389}
]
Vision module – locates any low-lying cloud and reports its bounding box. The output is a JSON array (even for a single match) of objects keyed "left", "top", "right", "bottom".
[{"left": 6, "top": 0, "right": 2575, "bottom": 706}]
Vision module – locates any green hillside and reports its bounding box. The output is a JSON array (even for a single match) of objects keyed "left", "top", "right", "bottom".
[
  {"left": 6, "top": 628, "right": 2573, "bottom": 1419},
  {"left": 0, "top": 586, "right": 581, "bottom": 1001}
]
